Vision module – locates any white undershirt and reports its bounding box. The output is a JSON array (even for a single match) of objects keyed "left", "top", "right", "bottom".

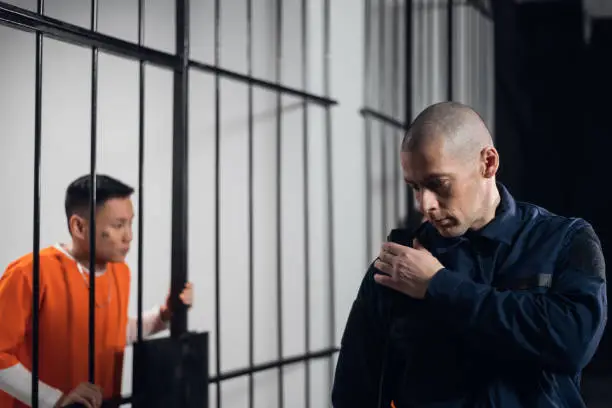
[{"left": 0, "top": 244, "right": 170, "bottom": 407}]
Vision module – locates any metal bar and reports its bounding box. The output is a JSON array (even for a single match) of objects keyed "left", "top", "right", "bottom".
[
  {"left": 275, "top": 0, "right": 285, "bottom": 406},
  {"left": 210, "top": 348, "right": 340, "bottom": 384},
  {"left": 392, "top": 0, "right": 400, "bottom": 226},
  {"left": 169, "top": 0, "right": 189, "bottom": 338},
  {"left": 465, "top": 0, "right": 492, "bottom": 20},
  {"left": 379, "top": 0, "right": 388, "bottom": 240},
  {"left": 31, "top": 1, "right": 44, "bottom": 406},
  {"left": 188, "top": 60, "right": 337, "bottom": 106},
  {"left": 136, "top": 0, "right": 145, "bottom": 346},
  {"left": 301, "top": 0, "right": 311, "bottom": 407},
  {"left": 213, "top": 0, "right": 221, "bottom": 407},
  {"left": 0, "top": 2, "right": 340, "bottom": 107},
  {"left": 246, "top": 0, "right": 255, "bottom": 406},
  {"left": 323, "top": 0, "right": 336, "bottom": 389},
  {"left": 88, "top": 0, "right": 99, "bottom": 385},
  {"left": 0, "top": 1, "right": 179, "bottom": 69},
  {"left": 88, "top": 346, "right": 341, "bottom": 407},
  {"left": 360, "top": 108, "right": 408, "bottom": 130},
  {"left": 448, "top": 0, "right": 454, "bottom": 101},
  {"left": 405, "top": 0, "right": 414, "bottom": 215},
  {"left": 364, "top": 0, "right": 373, "bottom": 264}
]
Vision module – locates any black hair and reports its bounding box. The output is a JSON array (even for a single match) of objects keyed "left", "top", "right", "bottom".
[{"left": 64, "top": 174, "right": 134, "bottom": 232}]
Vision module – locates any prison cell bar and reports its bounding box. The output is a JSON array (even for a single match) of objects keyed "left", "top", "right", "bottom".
[
  {"left": 0, "top": 2, "right": 337, "bottom": 108},
  {"left": 136, "top": 0, "right": 145, "bottom": 345},
  {"left": 246, "top": 0, "right": 255, "bottom": 407},
  {"left": 363, "top": 0, "right": 373, "bottom": 263},
  {"left": 213, "top": 0, "right": 222, "bottom": 401},
  {"left": 448, "top": 0, "right": 454, "bottom": 101},
  {"left": 31, "top": 0, "right": 44, "bottom": 405},
  {"left": 0, "top": 0, "right": 345, "bottom": 404},
  {"left": 405, "top": 0, "right": 415, "bottom": 215},
  {"left": 323, "top": 0, "right": 337, "bottom": 389},
  {"left": 88, "top": 0, "right": 100, "bottom": 385},
  {"left": 275, "top": 0, "right": 285, "bottom": 405},
  {"left": 392, "top": 0, "right": 400, "bottom": 225},
  {"left": 359, "top": 0, "right": 415, "bottom": 236},
  {"left": 379, "top": 0, "right": 389, "bottom": 241},
  {"left": 301, "top": 0, "right": 312, "bottom": 406},
  {"left": 71, "top": 347, "right": 339, "bottom": 406},
  {"left": 360, "top": 108, "right": 408, "bottom": 130},
  {"left": 169, "top": 0, "right": 189, "bottom": 339}
]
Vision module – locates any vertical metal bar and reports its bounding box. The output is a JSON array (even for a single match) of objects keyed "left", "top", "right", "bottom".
[
  {"left": 274, "top": 0, "right": 284, "bottom": 406},
  {"left": 378, "top": 0, "right": 388, "bottom": 239},
  {"left": 323, "top": 0, "right": 336, "bottom": 390},
  {"left": 88, "top": 0, "right": 99, "bottom": 385},
  {"left": 136, "top": 0, "right": 145, "bottom": 346},
  {"left": 31, "top": 1, "right": 45, "bottom": 406},
  {"left": 246, "top": 0, "right": 254, "bottom": 405},
  {"left": 300, "top": 0, "right": 311, "bottom": 407},
  {"left": 415, "top": 0, "right": 422, "bottom": 112},
  {"left": 405, "top": 0, "right": 413, "bottom": 214},
  {"left": 447, "top": 0, "right": 453, "bottom": 101},
  {"left": 391, "top": 0, "right": 400, "bottom": 226},
  {"left": 213, "top": 0, "right": 221, "bottom": 406},
  {"left": 476, "top": 13, "right": 482, "bottom": 113},
  {"left": 364, "top": 0, "right": 372, "bottom": 262},
  {"left": 170, "top": 0, "right": 189, "bottom": 338}
]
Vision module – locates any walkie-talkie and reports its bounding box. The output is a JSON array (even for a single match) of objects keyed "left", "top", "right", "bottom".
[{"left": 377, "top": 223, "right": 426, "bottom": 408}]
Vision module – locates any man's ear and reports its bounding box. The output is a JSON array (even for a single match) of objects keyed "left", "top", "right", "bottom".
[
  {"left": 480, "top": 146, "right": 499, "bottom": 178},
  {"left": 68, "top": 215, "right": 88, "bottom": 240}
]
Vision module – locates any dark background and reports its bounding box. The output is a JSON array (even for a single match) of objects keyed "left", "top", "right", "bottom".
[{"left": 492, "top": 0, "right": 612, "bottom": 403}]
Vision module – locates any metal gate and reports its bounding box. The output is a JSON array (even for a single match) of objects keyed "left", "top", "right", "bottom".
[{"left": 0, "top": 0, "right": 337, "bottom": 406}]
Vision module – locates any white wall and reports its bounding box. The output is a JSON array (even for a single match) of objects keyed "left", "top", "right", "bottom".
[
  {"left": 0, "top": 0, "right": 365, "bottom": 407},
  {"left": 411, "top": 0, "right": 495, "bottom": 128},
  {"left": 363, "top": 0, "right": 495, "bottom": 249}
]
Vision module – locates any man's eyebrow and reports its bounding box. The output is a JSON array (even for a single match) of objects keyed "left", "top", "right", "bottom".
[{"left": 404, "top": 173, "right": 453, "bottom": 184}]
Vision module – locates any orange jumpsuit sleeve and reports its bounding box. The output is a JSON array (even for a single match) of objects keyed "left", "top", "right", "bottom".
[{"left": 0, "top": 262, "right": 37, "bottom": 370}]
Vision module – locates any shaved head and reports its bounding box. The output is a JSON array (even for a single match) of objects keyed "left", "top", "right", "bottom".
[
  {"left": 400, "top": 102, "right": 500, "bottom": 237},
  {"left": 402, "top": 101, "right": 493, "bottom": 161}
]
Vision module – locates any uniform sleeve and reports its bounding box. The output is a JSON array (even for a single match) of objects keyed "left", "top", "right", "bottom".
[
  {"left": 332, "top": 265, "right": 390, "bottom": 408},
  {"left": 0, "top": 264, "right": 35, "bottom": 370},
  {"left": 426, "top": 224, "right": 607, "bottom": 374},
  {"left": 126, "top": 306, "right": 169, "bottom": 345}
]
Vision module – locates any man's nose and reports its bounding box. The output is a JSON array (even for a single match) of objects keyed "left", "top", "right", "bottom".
[
  {"left": 124, "top": 227, "right": 133, "bottom": 243},
  {"left": 417, "top": 189, "right": 439, "bottom": 213}
]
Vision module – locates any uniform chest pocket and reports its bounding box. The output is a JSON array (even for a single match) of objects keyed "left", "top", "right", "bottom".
[{"left": 493, "top": 262, "right": 555, "bottom": 293}]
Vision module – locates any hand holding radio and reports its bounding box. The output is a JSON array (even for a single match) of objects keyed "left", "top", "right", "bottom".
[{"left": 373, "top": 239, "right": 444, "bottom": 299}]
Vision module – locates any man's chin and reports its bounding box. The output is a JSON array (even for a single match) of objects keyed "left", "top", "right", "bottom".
[
  {"left": 109, "top": 254, "right": 128, "bottom": 263},
  {"left": 434, "top": 224, "right": 465, "bottom": 238}
]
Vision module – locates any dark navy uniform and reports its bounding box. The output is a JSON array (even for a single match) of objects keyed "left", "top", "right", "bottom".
[{"left": 332, "top": 183, "right": 607, "bottom": 407}]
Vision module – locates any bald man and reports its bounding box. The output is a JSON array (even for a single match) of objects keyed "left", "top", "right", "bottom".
[{"left": 332, "top": 102, "right": 607, "bottom": 408}]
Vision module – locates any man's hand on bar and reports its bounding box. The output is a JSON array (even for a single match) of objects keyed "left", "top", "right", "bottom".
[{"left": 54, "top": 382, "right": 102, "bottom": 408}]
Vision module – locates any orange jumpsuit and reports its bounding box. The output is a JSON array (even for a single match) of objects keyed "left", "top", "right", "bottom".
[{"left": 0, "top": 246, "right": 131, "bottom": 407}]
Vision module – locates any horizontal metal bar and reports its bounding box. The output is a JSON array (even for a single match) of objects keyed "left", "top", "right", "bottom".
[
  {"left": 465, "top": 0, "right": 492, "bottom": 20},
  {"left": 83, "top": 347, "right": 339, "bottom": 406},
  {"left": 0, "top": 2, "right": 339, "bottom": 105},
  {"left": 189, "top": 60, "right": 338, "bottom": 106},
  {"left": 360, "top": 108, "right": 408, "bottom": 131},
  {"left": 413, "top": 0, "right": 492, "bottom": 21},
  {"left": 0, "top": 1, "right": 180, "bottom": 69},
  {"left": 210, "top": 347, "right": 339, "bottom": 383}
]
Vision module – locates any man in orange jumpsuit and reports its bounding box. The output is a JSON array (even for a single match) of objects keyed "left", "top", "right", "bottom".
[{"left": 0, "top": 174, "right": 193, "bottom": 408}]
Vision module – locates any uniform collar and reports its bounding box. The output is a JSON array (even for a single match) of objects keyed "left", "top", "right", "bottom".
[
  {"left": 420, "top": 182, "right": 521, "bottom": 247},
  {"left": 472, "top": 182, "right": 520, "bottom": 245}
]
